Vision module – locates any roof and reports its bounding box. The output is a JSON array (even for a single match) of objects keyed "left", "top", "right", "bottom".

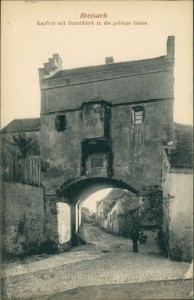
[
  {"left": 47, "top": 55, "right": 167, "bottom": 80},
  {"left": 169, "top": 123, "right": 193, "bottom": 169},
  {"left": 1, "top": 118, "right": 40, "bottom": 133}
]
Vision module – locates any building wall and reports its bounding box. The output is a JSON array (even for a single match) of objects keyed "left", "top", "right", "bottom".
[
  {"left": 161, "top": 144, "right": 193, "bottom": 261},
  {"left": 40, "top": 57, "right": 174, "bottom": 114},
  {"left": 40, "top": 110, "right": 83, "bottom": 189},
  {"left": 169, "top": 171, "right": 193, "bottom": 261},
  {"left": 107, "top": 202, "right": 119, "bottom": 233},
  {"left": 40, "top": 99, "right": 173, "bottom": 191},
  {"left": 112, "top": 101, "right": 173, "bottom": 186},
  {"left": 2, "top": 182, "right": 44, "bottom": 256},
  {"left": 96, "top": 201, "right": 103, "bottom": 227},
  {"left": 105, "top": 195, "right": 139, "bottom": 236}
]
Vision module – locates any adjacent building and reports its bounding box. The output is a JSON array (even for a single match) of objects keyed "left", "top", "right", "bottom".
[{"left": 161, "top": 123, "right": 193, "bottom": 261}]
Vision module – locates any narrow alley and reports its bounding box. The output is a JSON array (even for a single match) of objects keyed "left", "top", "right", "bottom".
[{"left": 2, "top": 224, "right": 192, "bottom": 300}]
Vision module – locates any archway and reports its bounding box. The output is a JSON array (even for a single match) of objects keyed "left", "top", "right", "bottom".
[{"left": 56, "top": 177, "right": 141, "bottom": 247}]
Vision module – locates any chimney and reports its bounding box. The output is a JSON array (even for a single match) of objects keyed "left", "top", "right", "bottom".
[
  {"left": 167, "top": 36, "right": 175, "bottom": 58},
  {"left": 105, "top": 56, "right": 114, "bottom": 64}
]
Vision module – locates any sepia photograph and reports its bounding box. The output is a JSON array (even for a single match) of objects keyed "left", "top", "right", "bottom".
[{"left": 1, "top": 1, "right": 193, "bottom": 299}]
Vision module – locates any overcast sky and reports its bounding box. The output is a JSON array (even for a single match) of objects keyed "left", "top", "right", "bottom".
[{"left": 1, "top": 1, "right": 193, "bottom": 128}]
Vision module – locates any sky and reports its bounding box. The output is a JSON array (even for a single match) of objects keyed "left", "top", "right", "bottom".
[{"left": 1, "top": 0, "right": 193, "bottom": 129}]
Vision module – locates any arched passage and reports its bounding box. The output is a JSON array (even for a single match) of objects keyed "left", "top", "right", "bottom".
[
  {"left": 56, "top": 176, "right": 141, "bottom": 201},
  {"left": 56, "top": 176, "right": 142, "bottom": 247}
]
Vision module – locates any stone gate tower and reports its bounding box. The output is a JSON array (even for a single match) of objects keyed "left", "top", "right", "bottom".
[
  {"left": 37, "top": 36, "right": 175, "bottom": 247},
  {"left": 39, "top": 36, "right": 174, "bottom": 193}
]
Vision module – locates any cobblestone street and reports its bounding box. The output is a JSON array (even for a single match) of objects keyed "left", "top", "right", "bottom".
[{"left": 2, "top": 224, "right": 192, "bottom": 299}]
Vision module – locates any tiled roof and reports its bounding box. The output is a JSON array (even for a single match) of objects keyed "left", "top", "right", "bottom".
[
  {"left": 1, "top": 118, "right": 40, "bottom": 133},
  {"left": 169, "top": 123, "right": 193, "bottom": 169},
  {"left": 48, "top": 56, "right": 166, "bottom": 80}
]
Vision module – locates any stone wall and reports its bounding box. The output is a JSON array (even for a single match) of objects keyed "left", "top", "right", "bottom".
[{"left": 2, "top": 182, "right": 45, "bottom": 257}]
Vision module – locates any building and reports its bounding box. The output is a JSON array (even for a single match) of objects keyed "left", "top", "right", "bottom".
[
  {"left": 96, "top": 196, "right": 115, "bottom": 228},
  {"left": 2, "top": 36, "right": 191, "bottom": 261},
  {"left": 97, "top": 189, "right": 139, "bottom": 237},
  {"left": 161, "top": 123, "right": 193, "bottom": 261}
]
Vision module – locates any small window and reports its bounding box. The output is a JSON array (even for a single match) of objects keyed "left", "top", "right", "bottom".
[
  {"left": 55, "top": 115, "right": 67, "bottom": 132},
  {"left": 133, "top": 107, "right": 144, "bottom": 125},
  {"left": 91, "top": 158, "right": 103, "bottom": 168}
]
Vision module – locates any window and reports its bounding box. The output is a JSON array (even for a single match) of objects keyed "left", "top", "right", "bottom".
[
  {"left": 91, "top": 158, "right": 103, "bottom": 168},
  {"left": 55, "top": 115, "right": 67, "bottom": 132},
  {"left": 133, "top": 107, "right": 144, "bottom": 125}
]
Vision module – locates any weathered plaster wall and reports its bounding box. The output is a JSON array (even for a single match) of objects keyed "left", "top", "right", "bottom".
[
  {"left": 83, "top": 102, "right": 105, "bottom": 139},
  {"left": 41, "top": 99, "right": 173, "bottom": 190},
  {"left": 112, "top": 101, "right": 173, "bottom": 186},
  {"left": 40, "top": 110, "right": 83, "bottom": 189},
  {"left": 169, "top": 172, "right": 193, "bottom": 261},
  {"left": 2, "top": 182, "right": 44, "bottom": 256}
]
